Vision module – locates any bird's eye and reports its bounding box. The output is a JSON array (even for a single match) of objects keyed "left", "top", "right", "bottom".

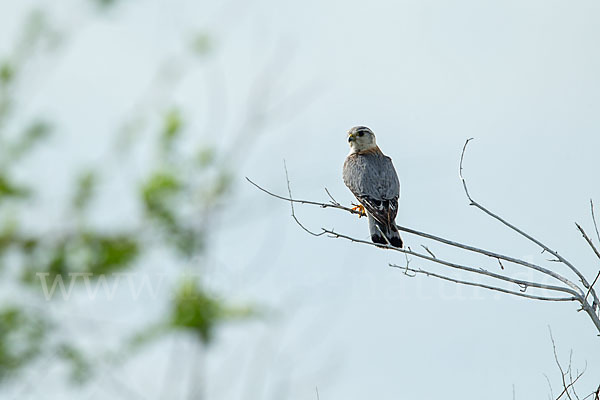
[{"left": 358, "top": 131, "right": 364, "bottom": 137}]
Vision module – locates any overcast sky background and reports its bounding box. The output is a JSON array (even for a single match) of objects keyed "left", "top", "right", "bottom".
[{"left": 2, "top": 0, "right": 600, "bottom": 399}]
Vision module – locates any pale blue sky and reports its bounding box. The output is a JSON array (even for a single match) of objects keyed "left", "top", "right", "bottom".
[{"left": 1, "top": 0, "right": 600, "bottom": 399}]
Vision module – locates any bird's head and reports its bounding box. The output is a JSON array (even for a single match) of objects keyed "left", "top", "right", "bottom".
[{"left": 347, "top": 126, "right": 377, "bottom": 153}]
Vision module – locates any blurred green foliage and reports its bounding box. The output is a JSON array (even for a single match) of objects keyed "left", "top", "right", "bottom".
[
  {"left": 129, "top": 278, "right": 256, "bottom": 349},
  {"left": 0, "top": 307, "right": 47, "bottom": 381},
  {"left": 191, "top": 33, "right": 213, "bottom": 57},
  {"left": 0, "top": 174, "right": 30, "bottom": 201},
  {"left": 161, "top": 108, "right": 183, "bottom": 148},
  {"left": 94, "top": 0, "right": 119, "bottom": 9},
  {"left": 0, "top": 5, "right": 254, "bottom": 390},
  {"left": 17, "top": 232, "right": 140, "bottom": 285},
  {"left": 171, "top": 279, "right": 223, "bottom": 343},
  {"left": 56, "top": 344, "right": 92, "bottom": 384},
  {"left": 0, "top": 62, "right": 14, "bottom": 86},
  {"left": 72, "top": 170, "right": 97, "bottom": 212}
]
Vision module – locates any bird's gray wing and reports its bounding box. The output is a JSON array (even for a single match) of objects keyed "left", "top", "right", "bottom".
[{"left": 343, "top": 152, "right": 400, "bottom": 226}]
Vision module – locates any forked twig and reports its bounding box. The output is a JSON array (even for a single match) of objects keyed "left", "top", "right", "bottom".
[
  {"left": 324, "top": 187, "right": 340, "bottom": 205},
  {"left": 549, "top": 327, "right": 587, "bottom": 400},
  {"left": 421, "top": 245, "right": 436, "bottom": 259},
  {"left": 282, "top": 161, "right": 325, "bottom": 237}
]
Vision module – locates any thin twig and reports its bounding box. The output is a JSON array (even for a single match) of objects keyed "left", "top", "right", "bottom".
[
  {"left": 584, "top": 271, "right": 600, "bottom": 307},
  {"left": 575, "top": 223, "right": 600, "bottom": 262},
  {"left": 459, "top": 140, "right": 593, "bottom": 295},
  {"left": 568, "top": 354, "right": 584, "bottom": 400},
  {"left": 282, "top": 162, "right": 326, "bottom": 237},
  {"left": 421, "top": 245, "right": 437, "bottom": 259},
  {"left": 247, "top": 176, "right": 583, "bottom": 295},
  {"left": 246, "top": 176, "right": 362, "bottom": 215},
  {"left": 402, "top": 251, "right": 416, "bottom": 277},
  {"left": 248, "top": 143, "right": 600, "bottom": 334},
  {"left": 591, "top": 200, "right": 600, "bottom": 245},
  {"left": 459, "top": 139, "right": 600, "bottom": 333},
  {"left": 548, "top": 327, "right": 585, "bottom": 400},
  {"left": 391, "top": 264, "right": 577, "bottom": 302},
  {"left": 324, "top": 187, "right": 339, "bottom": 205},
  {"left": 395, "top": 225, "right": 582, "bottom": 295},
  {"left": 545, "top": 373, "right": 555, "bottom": 400},
  {"left": 582, "top": 389, "right": 598, "bottom": 400},
  {"left": 322, "top": 228, "right": 580, "bottom": 298}
]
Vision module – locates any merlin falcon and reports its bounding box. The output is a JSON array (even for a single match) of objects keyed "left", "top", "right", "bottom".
[{"left": 343, "top": 126, "right": 403, "bottom": 248}]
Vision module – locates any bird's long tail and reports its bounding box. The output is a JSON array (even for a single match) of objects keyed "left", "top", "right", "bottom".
[{"left": 368, "top": 215, "right": 403, "bottom": 248}]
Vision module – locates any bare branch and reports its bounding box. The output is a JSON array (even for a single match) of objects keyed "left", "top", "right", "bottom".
[
  {"left": 458, "top": 139, "right": 600, "bottom": 332},
  {"left": 396, "top": 225, "right": 582, "bottom": 295},
  {"left": 323, "top": 228, "right": 581, "bottom": 299},
  {"left": 459, "top": 140, "right": 596, "bottom": 297},
  {"left": 246, "top": 176, "right": 362, "bottom": 216},
  {"left": 391, "top": 264, "right": 578, "bottom": 302},
  {"left": 248, "top": 141, "right": 600, "bottom": 334},
  {"left": 575, "top": 223, "right": 600, "bottom": 262},
  {"left": 584, "top": 271, "right": 600, "bottom": 307},
  {"left": 247, "top": 176, "right": 584, "bottom": 296}
]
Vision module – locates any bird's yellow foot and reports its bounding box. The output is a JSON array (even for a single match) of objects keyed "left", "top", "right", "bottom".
[{"left": 351, "top": 203, "right": 366, "bottom": 218}]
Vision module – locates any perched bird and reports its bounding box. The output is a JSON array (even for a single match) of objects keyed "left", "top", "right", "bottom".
[{"left": 343, "top": 126, "right": 403, "bottom": 248}]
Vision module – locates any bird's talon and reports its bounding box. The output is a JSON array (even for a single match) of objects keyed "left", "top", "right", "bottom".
[{"left": 351, "top": 204, "right": 366, "bottom": 217}]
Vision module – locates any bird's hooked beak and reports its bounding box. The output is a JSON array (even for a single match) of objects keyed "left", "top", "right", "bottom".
[{"left": 348, "top": 134, "right": 356, "bottom": 143}]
